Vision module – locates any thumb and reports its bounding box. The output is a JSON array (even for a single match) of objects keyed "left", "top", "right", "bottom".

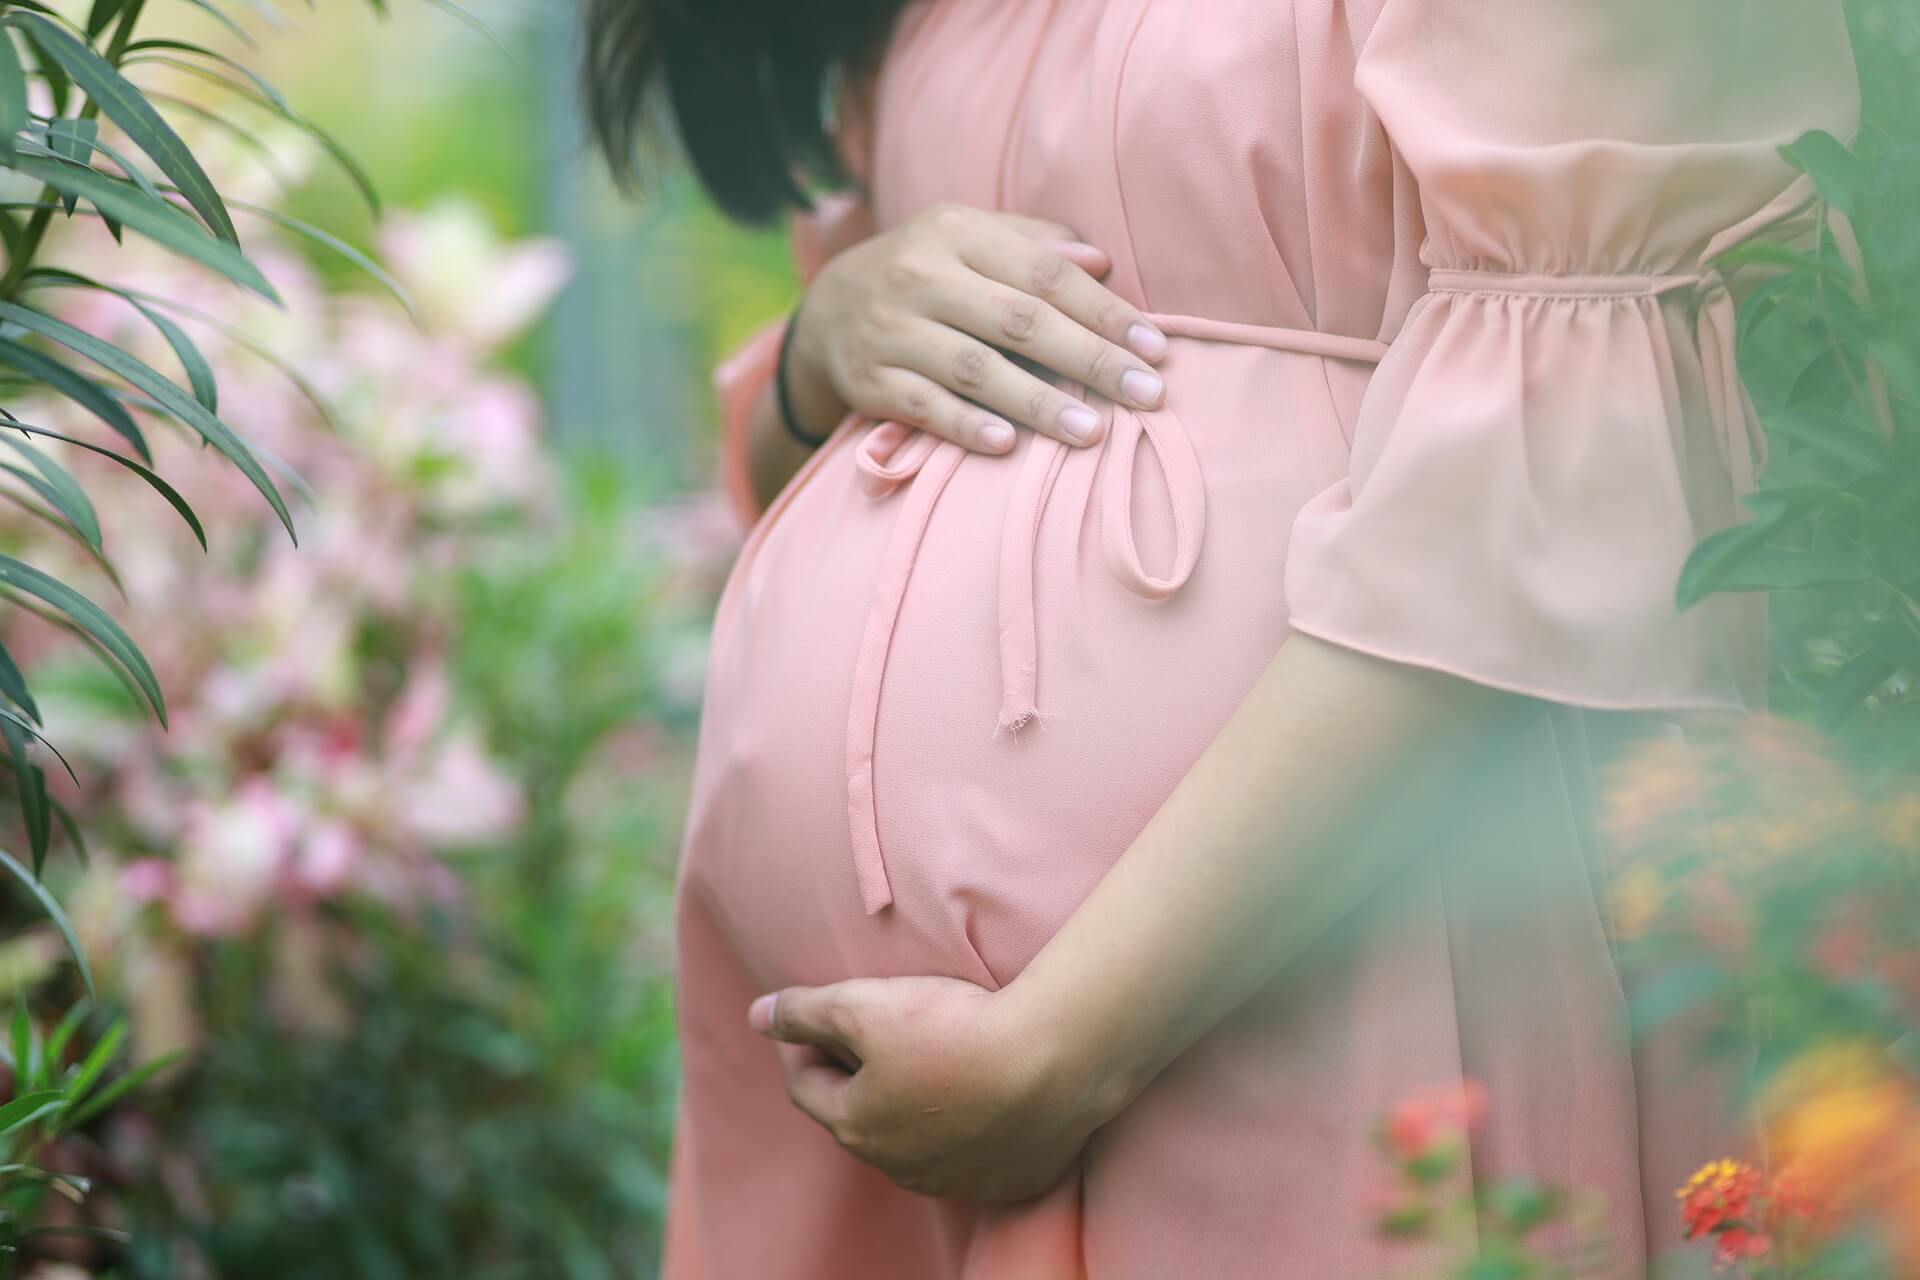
[{"left": 749, "top": 984, "right": 861, "bottom": 1056}]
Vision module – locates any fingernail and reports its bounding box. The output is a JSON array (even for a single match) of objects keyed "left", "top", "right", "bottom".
[
  {"left": 1126, "top": 323, "right": 1167, "bottom": 361},
  {"left": 1122, "top": 368, "right": 1165, "bottom": 408},
  {"left": 1058, "top": 405, "right": 1101, "bottom": 444},
  {"left": 749, "top": 993, "right": 779, "bottom": 1034},
  {"left": 981, "top": 419, "right": 1016, "bottom": 452}
]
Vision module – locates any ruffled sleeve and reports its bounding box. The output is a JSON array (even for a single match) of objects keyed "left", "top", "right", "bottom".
[
  {"left": 1284, "top": 0, "right": 1859, "bottom": 714},
  {"left": 713, "top": 71, "right": 879, "bottom": 529}
]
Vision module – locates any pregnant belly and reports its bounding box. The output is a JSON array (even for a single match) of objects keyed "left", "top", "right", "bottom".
[{"left": 679, "top": 339, "right": 1365, "bottom": 993}]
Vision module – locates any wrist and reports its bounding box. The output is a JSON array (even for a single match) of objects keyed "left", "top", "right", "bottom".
[
  {"left": 779, "top": 295, "right": 847, "bottom": 443},
  {"left": 994, "top": 968, "right": 1151, "bottom": 1129}
]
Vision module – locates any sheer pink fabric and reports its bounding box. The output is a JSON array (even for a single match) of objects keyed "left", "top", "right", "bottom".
[{"left": 671, "top": 1, "right": 1859, "bottom": 1275}]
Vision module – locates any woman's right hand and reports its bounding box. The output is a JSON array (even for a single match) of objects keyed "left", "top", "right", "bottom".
[{"left": 782, "top": 202, "right": 1169, "bottom": 454}]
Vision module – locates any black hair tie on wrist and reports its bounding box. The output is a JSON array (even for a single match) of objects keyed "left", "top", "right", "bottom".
[{"left": 776, "top": 304, "right": 831, "bottom": 450}]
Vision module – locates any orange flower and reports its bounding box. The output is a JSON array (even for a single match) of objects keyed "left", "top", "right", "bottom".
[
  {"left": 1881, "top": 791, "right": 1920, "bottom": 853},
  {"left": 1678, "top": 1159, "right": 1764, "bottom": 1239}
]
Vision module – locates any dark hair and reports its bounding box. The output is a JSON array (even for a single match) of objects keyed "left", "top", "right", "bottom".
[{"left": 582, "top": 0, "right": 909, "bottom": 225}]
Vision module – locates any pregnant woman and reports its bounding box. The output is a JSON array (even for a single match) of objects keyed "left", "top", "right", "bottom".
[{"left": 586, "top": 2, "right": 1858, "bottom": 1275}]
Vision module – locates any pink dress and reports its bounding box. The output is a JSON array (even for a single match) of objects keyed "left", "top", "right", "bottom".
[{"left": 669, "top": 1, "right": 1859, "bottom": 1275}]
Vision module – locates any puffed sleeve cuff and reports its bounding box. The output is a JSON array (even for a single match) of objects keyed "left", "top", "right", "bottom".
[
  {"left": 1283, "top": 188, "right": 1833, "bottom": 717},
  {"left": 713, "top": 316, "right": 787, "bottom": 531}
]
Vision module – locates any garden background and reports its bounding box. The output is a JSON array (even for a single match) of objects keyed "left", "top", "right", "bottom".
[{"left": 0, "top": 1, "right": 1914, "bottom": 1278}]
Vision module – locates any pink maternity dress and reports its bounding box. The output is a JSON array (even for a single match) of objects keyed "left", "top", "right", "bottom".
[{"left": 668, "top": 1, "right": 1859, "bottom": 1275}]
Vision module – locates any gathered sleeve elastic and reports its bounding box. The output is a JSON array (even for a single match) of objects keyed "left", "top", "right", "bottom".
[{"left": 1284, "top": 0, "right": 1859, "bottom": 714}]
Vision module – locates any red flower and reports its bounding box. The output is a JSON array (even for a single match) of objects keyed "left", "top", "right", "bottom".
[
  {"left": 1678, "top": 1160, "right": 1763, "bottom": 1239},
  {"left": 1711, "top": 1225, "right": 1772, "bottom": 1272},
  {"left": 1383, "top": 1081, "right": 1487, "bottom": 1163}
]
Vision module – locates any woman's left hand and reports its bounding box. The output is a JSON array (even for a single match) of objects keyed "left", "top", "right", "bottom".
[{"left": 750, "top": 975, "right": 1123, "bottom": 1204}]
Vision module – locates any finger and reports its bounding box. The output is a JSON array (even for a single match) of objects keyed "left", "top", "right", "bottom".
[
  {"left": 858, "top": 364, "right": 1024, "bottom": 454},
  {"left": 959, "top": 221, "right": 1168, "bottom": 364},
  {"left": 776, "top": 1042, "right": 855, "bottom": 1134},
  {"left": 927, "top": 277, "right": 1165, "bottom": 415},
  {"left": 975, "top": 212, "right": 1111, "bottom": 279},
  {"left": 891, "top": 317, "right": 1110, "bottom": 447},
  {"left": 750, "top": 984, "right": 866, "bottom": 1056}
]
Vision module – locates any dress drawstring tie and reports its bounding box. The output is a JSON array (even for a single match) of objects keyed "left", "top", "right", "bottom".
[{"left": 844, "top": 313, "right": 1391, "bottom": 915}]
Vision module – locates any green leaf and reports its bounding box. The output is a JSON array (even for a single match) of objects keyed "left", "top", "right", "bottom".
[
  {"left": 0, "top": 418, "right": 204, "bottom": 548},
  {"left": 18, "top": 23, "right": 69, "bottom": 116},
  {"left": 65, "top": 1047, "right": 181, "bottom": 1128},
  {"left": 3, "top": 151, "right": 278, "bottom": 302},
  {"left": 1703, "top": 543, "right": 1876, "bottom": 593},
  {"left": 122, "top": 43, "right": 290, "bottom": 113},
  {"left": 236, "top": 203, "right": 418, "bottom": 324},
  {"left": 1713, "top": 240, "right": 1854, "bottom": 288},
  {"left": 0, "top": 432, "right": 101, "bottom": 548},
  {"left": 136, "top": 65, "right": 380, "bottom": 216},
  {"left": 10, "top": 1003, "right": 32, "bottom": 1083},
  {"left": 1, "top": 718, "right": 51, "bottom": 873},
  {"left": 0, "top": 554, "right": 164, "bottom": 724},
  {"left": 50, "top": 797, "right": 89, "bottom": 868},
  {"left": 0, "top": 1090, "right": 65, "bottom": 1137},
  {"left": 0, "top": 30, "right": 27, "bottom": 157},
  {"left": 172, "top": 0, "right": 258, "bottom": 48},
  {"left": 0, "top": 301, "right": 293, "bottom": 541},
  {"left": 0, "top": 639, "right": 41, "bottom": 724},
  {"left": 0, "top": 849, "right": 94, "bottom": 998},
  {"left": 62, "top": 1019, "right": 124, "bottom": 1109},
  {"left": 45, "top": 999, "right": 89, "bottom": 1069},
  {"left": 28, "top": 267, "right": 219, "bottom": 412},
  {"left": 47, "top": 116, "right": 99, "bottom": 216},
  {"left": 9, "top": 12, "right": 239, "bottom": 244},
  {"left": 0, "top": 336, "right": 149, "bottom": 460},
  {"left": 1782, "top": 129, "right": 1871, "bottom": 216},
  {"left": 85, "top": 0, "right": 131, "bottom": 39}
]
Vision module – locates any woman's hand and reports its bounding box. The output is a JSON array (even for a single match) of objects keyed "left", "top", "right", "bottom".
[
  {"left": 784, "top": 202, "right": 1170, "bottom": 454},
  {"left": 750, "top": 975, "right": 1125, "bottom": 1204}
]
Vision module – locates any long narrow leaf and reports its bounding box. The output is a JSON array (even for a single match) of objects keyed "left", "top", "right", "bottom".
[
  {"left": 140, "top": 69, "right": 379, "bottom": 216},
  {"left": 0, "top": 301, "right": 293, "bottom": 541},
  {"left": 171, "top": 0, "right": 257, "bottom": 48},
  {"left": 0, "top": 849, "right": 94, "bottom": 997},
  {"left": 47, "top": 116, "right": 99, "bottom": 216},
  {"left": 0, "top": 1090, "right": 65, "bottom": 1136},
  {"left": 65, "top": 1047, "right": 182, "bottom": 1128},
  {"left": 1, "top": 718, "right": 51, "bottom": 872},
  {"left": 0, "top": 638, "right": 41, "bottom": 724},
  {"left": 0, "top": 417, "right": 206, "bottom": 548},
  {"left": 28, "top": 267, "right": 219, "bottom": 412},
  {"left": 10, "top": 12, "right": 239, "bottom": 243},
  {"left": 0, "top": 554, "right": 164, "bottom": 724},
  {"left": 0, "top": 433, "right": 102, "bottom": 547},
  {"left": 236, "top": 203, "right": 417, "bottom": 324},
  {"left": 0, "top": 29, "right": 27, "bottom": 154},
  {"left": 5, "top": 152, "right": 278, "bottom": 302},
  {"left": 62, "top": 1019, "right": 125, "bottom": 1108},
  {"left": 0, "top": 335, "right": 149, "bottom": 460},
  {"left": 122, "top": 44, "right": 289, "bottom": 113}
]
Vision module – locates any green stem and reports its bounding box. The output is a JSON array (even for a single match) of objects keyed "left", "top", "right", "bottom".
[{"left": 0, "top": 0, "right": 150, "bottom": 301}]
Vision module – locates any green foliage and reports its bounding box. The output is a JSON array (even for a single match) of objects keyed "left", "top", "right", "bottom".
[
  {"left": 0, "top": 0, "right": 435, "bottom": 1265},
  {"left": 0, "top": 1000, "right": 180, "bottom": 1262},
  {"left": 107, "top": 461, "right": 686, "bottom": 1279},
  {"left": 1680, "top": 0, "right": 1920, "bottom": 768}
]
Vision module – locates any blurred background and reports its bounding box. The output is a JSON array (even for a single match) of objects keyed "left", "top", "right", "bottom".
[
  {"left": 0, "top": 2, "right": 795, "bottom": 1275},
  {"left": 0, "top": 1, "right": 1913, "bottom": 1278}
]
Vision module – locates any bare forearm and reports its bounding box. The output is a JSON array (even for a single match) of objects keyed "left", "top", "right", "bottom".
[{"left": 1005, "top": 633, "right": 1514, "bottom": 1114}]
